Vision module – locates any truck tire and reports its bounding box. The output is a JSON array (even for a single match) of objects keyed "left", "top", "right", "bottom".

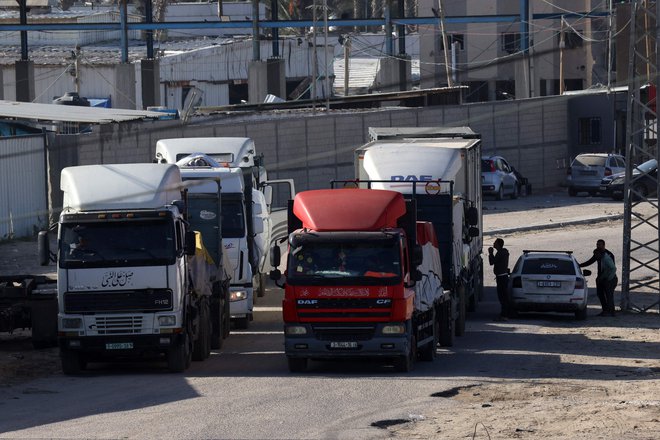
[
  {"left": 256, "top": 273, "right": 267, "bottom": 298},
  {"left": 439, "top": 301, "right": 454, "bottom": 347},
  {"left": 210, "top": 297, "right": 223, "bottom": 350},
  {"left": 60, "top": 349, "right": 86, "bottom": 375},
  {"left": 394, "top": 333, "right": 416, "bottom": 373},
  {"left": 168, "top": 333, "right": 190, "bottom": 373},
  {"left": 287, "top": 357, "right": 308, "bottom": 373},
  {"left": 234, "top": 316, "right": 249, "bottom": 330},
  {"left": 418, "top": 310, "right": 437, "bottom": 362},
  {"left": 193, "top": 301, "right": 211, "bottom": 361},
  {"left": 455, "top": 286, "right": 466, "bottom": 337},
  {"left": 222, "top": 291, "right": 231, "bottom": 339}
]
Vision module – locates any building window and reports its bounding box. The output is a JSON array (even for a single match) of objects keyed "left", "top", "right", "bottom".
[
  {"left": 465, "top": 81, "right": 488, "bottom": 103},
  {"left": 496, "top": 80, "right": 515, "bottom": 100},
  {"left": 578, "top": 118, "right": 601, "bottom": 145},
  {"left": 559, "top": 29, "right": 583, "bottom": 49},
  {"left": 501, "top": 33, "right": 520, "bottom": 54},
  {"left": 439, "top": 34, "right": 464, "bottom": 51}
]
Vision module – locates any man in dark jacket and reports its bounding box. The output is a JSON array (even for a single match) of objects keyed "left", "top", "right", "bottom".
[
  {"left": 488, "top": 238, "right": 510, "bottom": 320},
  {"left": 580, "top": 239, "right": 617, "bottom": 316}
]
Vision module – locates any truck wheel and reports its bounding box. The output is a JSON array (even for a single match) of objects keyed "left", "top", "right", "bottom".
[
  {"left": 394, "top": 334, "right": 416, "bottom": 372},
  {"left": 455, "top": 286, "right": 466, "bottom": 337},
  {"left": 439, "top": 301, "right": 454, "bottom": 347},
  {"left": 168, "top": 333, "right": 190, "bottom": 373},
  {"left": 287, "top": 357, "right": 307, "bottom": 373},
  {"left": 234, "top": 316, "right": 249, "bottom": 330},
  {"left": 60, "top": 349, "right": 86, "bottom": 375},
  {"left": 418, "top": 310, "right": 437, "bottom": 361},
  {"left": 193, "top": 302, "right": 211, "bottom": 361},
  {"left": 256, "top": 273, "right": 267, "bottom": 298},
  {"left": 510, "top": 184, "right": 519, "bottom": 199},
  {"left": 222, "top": 292, "right": 231, "bottom": 339},
  {"left": 210, "top": 297, "right": 223, "bottom": 350}
]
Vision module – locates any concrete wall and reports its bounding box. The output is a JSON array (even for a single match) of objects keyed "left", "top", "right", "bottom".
[{"left": 45, "top": 96, "right": 570, "bottom": 214}]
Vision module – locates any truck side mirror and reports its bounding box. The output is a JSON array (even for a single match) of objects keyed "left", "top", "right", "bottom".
[
  {"left": 466, "top": 206, "right": 479, "bottom": 226},
  {"left": 469, "top": 226, "right": 480, "bottom": 237},
  {"left": 185, "top": 231, "right": 197, "bottom": 256},
  {"left": 411, "top": 245, "right": 423, "bottom": 267},
  {"left": 411, "top": 269, "right": 423, "bottom": 282},
  {"left": 263, "top": 185, "right": 273, "bottom": 207},
  {"left": 270, "top": 245, "right": 281, "bottom": 267},
  {"left": 269, "top": 269, "right": 281, "bottom": 281},
  {"left": 38, "top": 231, "right": 50, "bottom": 266},
  {"left": 582, "top": 269, "right": 592, "bottom": 277}
]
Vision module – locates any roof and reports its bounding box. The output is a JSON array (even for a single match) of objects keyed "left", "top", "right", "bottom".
[
  {"left": 0, "top": 99, "right": 171, "bottom": 124},
  {"left": 61, "top": 164, "right": 183, "bottom": 212},
  {"left": 293, "top": 189, "right": 406, "bottom": 232},
  {"left": 155, "top": 137, "right": 255, "bottom": 167}
]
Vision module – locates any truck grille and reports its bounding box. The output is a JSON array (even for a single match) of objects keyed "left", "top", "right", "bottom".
[
  {"left": 297, "top": 298, "right": 391, "bottom": 319},
  {"left": 93, "top": 316, "right": 144, "bottom": 334},
  {"left": 64, "top": 290, "right": 173, "bottom": 313},
  {"left": 312, "top": 324, "right": 376, "bottom": 341}
]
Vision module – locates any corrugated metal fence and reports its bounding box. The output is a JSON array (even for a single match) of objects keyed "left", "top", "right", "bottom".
[{"left": 0, "top": 135, "right": 48, "bottom": 239}]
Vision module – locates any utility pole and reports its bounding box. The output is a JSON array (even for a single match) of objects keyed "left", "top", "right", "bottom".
[
  {"left": 74, "top": 45, "right": 81, "bottom": 94},
  {"left": 344, "top": 36, "right": 350, "bottom": 97},
  {"left": 438, "top": 0, "right": 453, "bottom": 87},
  {"left": 559, "top": 17, "right": 565, "bottom": 95}
]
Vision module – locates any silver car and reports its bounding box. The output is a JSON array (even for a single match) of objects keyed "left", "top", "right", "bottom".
[
  {"left": 508, "top": 250, "right": 591, "bottom": 320},
  {"left": 566, "top": 153, "right": 625, "bottom": 196},
  {"left": 482, "top": 155, "right": 519, "bottom": 200}
]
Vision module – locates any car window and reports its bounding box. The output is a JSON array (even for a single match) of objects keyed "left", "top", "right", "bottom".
[
  {"left": 521, "top": 258, "right": 576, "bottom": 275},
  {"left": 574, "top": 156, "right": 606, "bottom": 167},
  {"left": 501, "top": 159, "right": 511, "bottom": 172},
  {"left": 615, "top": 157, "right": 626, "bottom": 168}
]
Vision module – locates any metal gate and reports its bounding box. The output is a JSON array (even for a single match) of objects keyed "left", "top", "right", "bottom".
[{"left": 0, "top": 134, "right": 48, "bottom": 239}]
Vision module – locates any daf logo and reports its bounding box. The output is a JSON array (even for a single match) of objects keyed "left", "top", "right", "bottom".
[
  {"left": 297, "top": 299, "right": 318, "bottom": 305},
  {"left": 376, "top": 299, "right": 391, "bottom": 305}
]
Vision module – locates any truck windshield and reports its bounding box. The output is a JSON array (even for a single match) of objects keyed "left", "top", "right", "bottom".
[
  {"left": 287, "top": 240, "right": 401, "bottom": 286},
  {"left": 59, "top": 220, "right": 176, "bottom": 268}
]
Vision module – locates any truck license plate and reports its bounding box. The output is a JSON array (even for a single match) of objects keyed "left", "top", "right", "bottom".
[
  {"left": 330, "top": 341, "right": 358, "bottom": 349},
  {"left": 537, "top": 281, "right": 561, "bottom": 288},
  {"left": 105, "top": 342, "right": 134, "bottom": 350}
]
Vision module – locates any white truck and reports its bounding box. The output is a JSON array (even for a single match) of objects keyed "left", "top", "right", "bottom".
[
  {"left": 353, "top": 127, "right": 483, "bottom": 336},
  {"left": 39, "top": 163, "right": 223, "bottom": 373},
  {"left": 154, "top": 137, "right": 295, "bottom": 328}
]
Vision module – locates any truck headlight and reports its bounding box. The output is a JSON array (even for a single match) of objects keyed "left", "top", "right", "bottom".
[
  {"left": 61, "top": 318, "right": 82, "bottom": 329},
  {"left": 230, "top": 290, "right": 247, "bottom": 302},
  {"left": 158, "top": 315, "right": 176, "bottom": 326},
  {"left": 382, "top": 324, "right": 406, "bottom": 334},
  {"left": 285, "top": 325, "right": 307, "bottom": 335}
]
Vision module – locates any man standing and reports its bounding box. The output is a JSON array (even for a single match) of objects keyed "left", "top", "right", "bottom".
[
  {"left": 596, "top": 249, "right": 617, "bottom": 316},
  {"left": 488, "top": 238, "right": 510, "bottom": 321},
  {"left": 580, "top": 239, "right": 617, "bottom": 316}
]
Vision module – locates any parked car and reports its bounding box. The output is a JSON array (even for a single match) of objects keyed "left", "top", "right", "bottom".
[
  {"left": 482, "top": 155, "right": 520, "bottom": 200},
  {"left": 566, "top": 153, "right": 625, "bottom": 196},
  {"left": 508, "top": 250, "right": 591, "bottom": 320},
  {"left": 600, "top": 158, "right": 658, "bottom": 200}
]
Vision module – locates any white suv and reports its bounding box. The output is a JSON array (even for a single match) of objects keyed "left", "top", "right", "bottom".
[
  {"left": 567, "top": 153, "right": 625, "bottom": 196},
  {"left": 508, "top": 250, "right": 591, "bottom": 320}
]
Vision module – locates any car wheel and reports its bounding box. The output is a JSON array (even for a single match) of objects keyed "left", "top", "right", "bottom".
[
  {"left": 510, "top": 184, "right": 519, "bottom": 200},
  {"left": 575, "top": 308, "right": 587, "bottom": 321},
  {"left": 633, "top": 183, "right": 648, "bottom": 200},
  {"left": 496, "top": 185, "right": 504, "bottom": 200},
  {"left": 568, "top": 187, "right": 577, "bottom": 197}
]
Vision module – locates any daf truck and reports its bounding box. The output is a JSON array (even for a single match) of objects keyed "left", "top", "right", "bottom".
[
  {"left": 354, "top": 127, "right": 483, "bottom": 336},
  {"left": 270, "top": 188, "right": 454, "bottom": 372},
  {"left": 39, "top": 163, "right": 222, "bottom": 373}
]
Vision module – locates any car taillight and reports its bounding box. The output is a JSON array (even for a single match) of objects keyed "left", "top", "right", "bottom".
[
  {"left": 575, "top": 277, "right": 584, "bottom": 289},
  {"left": 512, "top": 277, "right": 522, "bottom": 288},
  {"left": 604, "top": 167, "right": 612, "bottom": 176}
]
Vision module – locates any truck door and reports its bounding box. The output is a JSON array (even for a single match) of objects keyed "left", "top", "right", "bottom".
[{"left": 262, "top": 179, "right": 295, "bottom": 272}]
